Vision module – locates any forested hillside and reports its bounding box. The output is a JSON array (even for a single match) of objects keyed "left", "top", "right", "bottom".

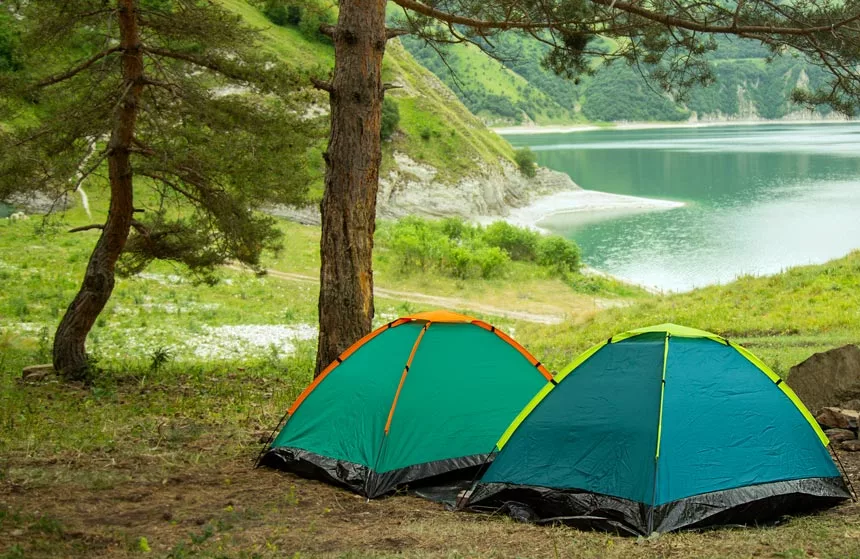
[{"left": 402, "top": 32, "right": 833, "bottom": 125}]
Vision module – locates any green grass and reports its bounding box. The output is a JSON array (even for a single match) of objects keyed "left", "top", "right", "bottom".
[
  {"left": 383, "top": 40, "right": 516, "bottom": 180},
  {"left": 219, "top": 0, "right": 516, "bottom": 192},
  {"left": 4, "top": 200, "right": 860, "bottom": 557},
  {"left": 518, "top": 251, "right": 860, "bottom": 376}
]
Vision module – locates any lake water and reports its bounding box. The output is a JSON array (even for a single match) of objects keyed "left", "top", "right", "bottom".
[
  {"left": 504, "top": 123, "right": 860, "bottom": 292},
  {"left": 0, "top": 202, "right": 13, "bottom": 218}
]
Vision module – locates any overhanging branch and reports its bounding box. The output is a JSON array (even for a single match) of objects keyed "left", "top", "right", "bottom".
[
  {"left": 38, "top": 47, "right": 121, "bottom": 87},
  {"left": 392, "top": 0, "right": 860, "bottom": 37}
]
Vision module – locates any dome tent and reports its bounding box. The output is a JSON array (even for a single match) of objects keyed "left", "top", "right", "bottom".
[
  {"left": 465, "top": 324, "right": 850, "bottom": 535},
  {"left": 258, "top": 310, "right": 552, "bottom": 498}
]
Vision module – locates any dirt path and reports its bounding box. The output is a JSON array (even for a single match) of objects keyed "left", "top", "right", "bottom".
[{"left": 232, "top": 265, "right": 571, "bottom": 324}]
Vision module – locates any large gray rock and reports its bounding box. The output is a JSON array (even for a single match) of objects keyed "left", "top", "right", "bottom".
[{"left": 788, "top": 345, "right": 860, "bottom": 414}]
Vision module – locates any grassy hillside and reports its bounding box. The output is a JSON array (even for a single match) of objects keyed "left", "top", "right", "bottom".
[
  {"left": 518, "top": 251, "right": 860, "bottom": 377},
  {"left": 219, "top": 0, "right": 515, "bottom": 195},
  {"left": 403, "top": 32, "right": 833, "bottom": 125}
]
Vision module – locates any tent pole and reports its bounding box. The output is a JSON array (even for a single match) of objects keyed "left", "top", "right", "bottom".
[
  {"left": 254, "top": 408, "right": 291, "bottom": 467},
  {"left": 831, "top": 446, "right": 858, "bottom": 502},
  {"left": 647, "top": 332, "right": 671, "bottom": 534}
]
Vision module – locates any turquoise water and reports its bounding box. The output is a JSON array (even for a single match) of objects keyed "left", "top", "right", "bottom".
[
  {"left": 504, "top": 123, "right": 860, "bottom": 291},
  {"left": 0, "top": 202, "right": 13, "bottom": 218}
]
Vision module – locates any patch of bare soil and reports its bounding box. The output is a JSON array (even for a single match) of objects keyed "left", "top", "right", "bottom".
[{"left": 3, "top": 451, "right": 860, "bottom": 558}]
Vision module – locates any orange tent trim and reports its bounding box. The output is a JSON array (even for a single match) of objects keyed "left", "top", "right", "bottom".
[
  {"left": 286, "top": 310, "right": 552, "bottom": 416},
  {"left": 384, "top": 322, "right": 431, "bottom": 434},
  {"left": 287, "top": 317, "right": 409, "bottom": 415}
]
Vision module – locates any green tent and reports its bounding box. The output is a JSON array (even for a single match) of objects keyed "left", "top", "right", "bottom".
[
  {"left": 259, "top": 310, "right": 552, "bottom": 497},
  {"left": 466, "top": 324, "right": 850, "bottom": 534}
]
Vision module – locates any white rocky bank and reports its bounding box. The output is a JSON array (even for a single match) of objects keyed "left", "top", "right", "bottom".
[{"left": 268, "top": 151, "right": 578, "bottom": 225}]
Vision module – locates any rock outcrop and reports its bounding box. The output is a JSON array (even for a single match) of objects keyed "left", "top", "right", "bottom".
[
  {"left": 269, "top": 154, "right": 579, "bottom": 226},
  {"left": 789, "top": 345, "right": 860, "bottom": 415}
]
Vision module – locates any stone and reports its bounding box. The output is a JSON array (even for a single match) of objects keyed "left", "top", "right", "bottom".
[
  {"left": 788, "top": 345, "right": 860, "bottom": 414},
  {"left": 267, "top": 154, "right": 580, "bottom": 226},
  {"left": 841, "top": 439, "right": 860, "bottom": 452},
  {"left": 824, "top": 428, "right": 856, "bottom": 443},
  {"left": 816, "top": 407, "right": 860, "bottom": 430},
  {"left": 21, "top": 364, "right": 56, "bottom": 380}
]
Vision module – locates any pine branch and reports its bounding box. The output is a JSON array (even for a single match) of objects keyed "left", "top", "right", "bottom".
[
  {"left": 311, "top": 77, "right": 334, "bottom": 93},
  {"left": 38, "top": 47, "right": 122, "bottom": 88},
  {"left": 392, "top": 0, "right": 860, "bottom": 36},
  {"left": 144, "top": 47, "right": 254, "bottom": 83},
  {"left": 69, "top": 223, "right": 105, "bottom": 233}
]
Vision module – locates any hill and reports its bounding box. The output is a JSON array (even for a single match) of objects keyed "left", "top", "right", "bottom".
[
  {"left": 402, "top": 32, "right": 836, "bottom": 125},
  {"left": 218, "top": 0, "right": 576, "bottom": 219}
]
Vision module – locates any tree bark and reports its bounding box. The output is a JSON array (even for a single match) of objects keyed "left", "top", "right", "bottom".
[
  {"left": 53, "top": 0, "right": 143, "bottom": 380},
  {"left": 314, "top": 0, "right": 388, "bottom": 375}
]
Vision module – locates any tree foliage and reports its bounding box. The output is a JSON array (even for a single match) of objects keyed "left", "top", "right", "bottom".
[
  {"left": 381, "top": 97, "right": 401, "bottom": 140},
  {"left": 390, "top": 0, "right": 860, "bottom": 116},
  {"left": 513, "top": 147, "right": 537, "bottom": 177},
  {"left": 0, "top": 0, "right": 320, "bottom": 278},
  {"left": 0, "top": 0, "right": 322, "bottom": 378}
]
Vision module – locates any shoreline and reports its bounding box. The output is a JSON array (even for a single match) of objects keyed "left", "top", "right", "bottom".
[
  {"left": 477, "top": 189, "right": 684, "bottom": 293},
  {"left": 493, "top": 118, "right": 856, "bottom": 135},
  {"left": 481, "top": 189, "right": 684, "bottom": 232}
]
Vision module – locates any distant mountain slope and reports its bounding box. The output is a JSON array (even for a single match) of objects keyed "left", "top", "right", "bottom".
[{"left": 402, "top": 32, "right": 834, "bottom": 125}]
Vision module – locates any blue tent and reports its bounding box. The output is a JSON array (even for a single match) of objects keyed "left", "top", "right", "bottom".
[{"left": 466, "top": 324, "right": 850, "bottom": 534}]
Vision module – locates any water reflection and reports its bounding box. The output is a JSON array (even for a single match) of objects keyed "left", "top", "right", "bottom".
[{"left": 505, "top": 124, "right": 860, "bottom": 291}]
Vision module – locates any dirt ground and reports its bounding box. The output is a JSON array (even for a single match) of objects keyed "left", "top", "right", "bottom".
[{"left": 3, "top": 448, "right": 860, "bottom": 559}]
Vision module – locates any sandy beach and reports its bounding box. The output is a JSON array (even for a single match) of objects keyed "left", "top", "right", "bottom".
[{"left": 492, "top": 118, "right": 855, "bottom": 135}]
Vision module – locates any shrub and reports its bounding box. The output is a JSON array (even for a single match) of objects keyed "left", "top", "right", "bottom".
[
  {"left": 441, "top": 245, "right": 509, "bottom": 279},
  {"left": 419, "top": 127, "right": 432, "bottom": 141},
  {"left": 514, "top": 147, "right": 537, "bottom": 178},
  {"left": 475, "top": 246, "right": 510, "bottom": 278},
  {"left": 377, "top": 217, "right": 509, "bottom": 280},
  {"left": 537, "top": 235, "right": 581, "bottom": 276},
  {"left": 298, "top": 6, "right": 335, "bottom": 43},
  {"left": 440, "top": 217, "right": 476, "bottom": 241},
  {"left": 381, "top": 97, "right": 400, "bottom": 140},
  {"left": 261, "top": 0, "right": 290, "bottom": 26},
  {"left": 382, "top": 217, "right": 448, "bottom": 273},
  {"left": 481, "top": 221, "right": 539, "bottom": 261}
]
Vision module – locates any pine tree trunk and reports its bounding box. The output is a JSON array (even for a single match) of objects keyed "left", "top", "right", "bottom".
[
  {"left": 314, "top": 1, "right": 388, "bottom": 376},
  {"left": 53, "top": 0, "right": 144, "bottom": 380}
]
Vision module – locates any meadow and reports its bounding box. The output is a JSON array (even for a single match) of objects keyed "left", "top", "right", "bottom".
[{"left": 2, "top": 199, "right": 860, "bottom": 557}]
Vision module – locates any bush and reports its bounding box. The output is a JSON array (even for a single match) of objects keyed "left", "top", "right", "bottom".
[
  {"left": 381, "top": 97, "right": 400, "bottom": 140},
  {"left": 298, "top": 6, "right": 335, "bottom": 43},
  {"left": 481, "top": 221, "right": 539, "bottom": 261},
  {"left": 441, "top": 245, "right": 509, "bottom": 279},
  {"left": 440, "top": 217, "right": 473, "bottom": 241},
  {"left": 537, "top": 235, "right": 581, "bottom": 276},
  {"left": 377, "top": 217, "right": 509, "bottom": 280},
  {"left": 514, "top": 147, "right": 537, "bottom": 178},
  {"left": 382, "top": 217, "right": 448, "bottom": 273},
  {"left": 261, "top": 0, "right": 291, "bottom": 26}
]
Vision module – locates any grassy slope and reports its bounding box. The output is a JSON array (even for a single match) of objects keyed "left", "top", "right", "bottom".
[
  {"left": 3, "top": 211, "right": 860, "bottom": 557},
  {"left": 519, "top": 251, "right": 860, "bottom": 376},
  {"left": 219, "top": 0, "right": 514, "bottom": 190}
]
